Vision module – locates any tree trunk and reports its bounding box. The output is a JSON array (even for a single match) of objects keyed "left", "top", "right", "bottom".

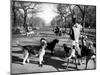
[
  {"left": 82, "top": 6, "right": 87, "bottom": 33},
  {"left": 12, "top": 1, "right": 16, "bottom": 27},
  {"left": 82, "top": 15, "right": 86, "bottom": 33},
  {"left": 65, "top": 17, "right": 67, "bottom": 30},
  {"left": 23, "top": 9, "right": 28, "bottom": 32},
  {"left": 76, "top": 5, "right": 87, "bottom": 32},
  {"left": 69, "top": 6, "right": 74, "bottom": 26}
]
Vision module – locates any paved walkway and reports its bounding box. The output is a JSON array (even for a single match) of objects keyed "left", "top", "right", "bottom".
[{"left": 11, "top": 36, "right": 96, "bottom": 74}]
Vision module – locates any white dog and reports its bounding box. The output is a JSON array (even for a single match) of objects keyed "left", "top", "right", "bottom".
[{"left": 38, "top": 38, "right": 47, "bottom": 67}]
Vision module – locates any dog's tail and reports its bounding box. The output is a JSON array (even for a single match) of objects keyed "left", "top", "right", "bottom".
[{"left": 15, "top": 41, "right": 25, "bottom": 53}]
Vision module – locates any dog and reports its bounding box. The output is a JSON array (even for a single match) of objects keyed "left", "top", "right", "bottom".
[
  {"left": 46, "top": 39, "right": 59, "bottom": 55},
  {"left": 63, "top": 44, "right": 78, "bottom": 69},
  {"left": 85, "top": 41, "right": 96, "bottom": 69},
  {"left": 80, "top": 35, "right": 96, "bottom": 69},
  {"left": 63, "top": 44, "right": 72, "bottom": 57},
  {"left": 38, "top": 38, "right": 47, "bottom": 67},
  {"left": 21, "top": 45, "right": 41, "bottom": 65},
  {"left": 26, "top": 31, "right": 35, "bottom": 37},
  {"left": 16, "top": 39, "right": 44, "bottom": 65}
]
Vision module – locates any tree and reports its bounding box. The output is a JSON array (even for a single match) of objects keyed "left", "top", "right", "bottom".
[
  {"left": 11, "top": 1, "right": 17, "bottom": 27},
  {"left": 18, "top": 1, "right": 38, "bottom": 32},
  {"left": 12, "top": 1, "right": 39, "bottom": 32},
  {"left": 85, "top": 6, "right": 96, "bottom": 28},
  {"left": 75, "top": 5, "right": 96, "bottom": 29},
  {"left": 56, "top": 4, "right": 76, "bottom": 28},
  {"left": 28, "top": 17, "right": 45, "bottom": 29}
]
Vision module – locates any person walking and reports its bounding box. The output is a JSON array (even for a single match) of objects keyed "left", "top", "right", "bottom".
[{"left": 70, "top": 18, "right": 82, "bottom": 56}]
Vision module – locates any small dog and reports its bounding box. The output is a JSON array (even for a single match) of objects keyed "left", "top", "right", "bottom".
[
  {"left": 67, "top": 46, "right": 76, "bottom": 59},
  {"left": 46, "top": 39, "right": 59, "bottom": 55},
  {"left": 26, "top": 31, "right": 35, "bottom": 37}
]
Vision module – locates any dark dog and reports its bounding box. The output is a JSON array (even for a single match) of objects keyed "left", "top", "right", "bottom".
[
  {"left": 80, "top": 36, "right": 96, "bottom": 69},
  {"left": 63, "top": 44, "right": 72, "bottom": 57},
  {"left": 46, "top": 39, "right": 59, "bottom": 55},
  {"left": 84, "top": 42, "right": 96, "bottom": 69}
]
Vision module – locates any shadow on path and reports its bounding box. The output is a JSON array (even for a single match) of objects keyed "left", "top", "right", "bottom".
[
  {"left": 43, "top": 56, "right": 66, "bottom": 71},
  {"left": 12, "top": 50, "right": 23, "bottom": 54},
  {"left": 12, "top": 56, "right": 23, "bottom": 64}
]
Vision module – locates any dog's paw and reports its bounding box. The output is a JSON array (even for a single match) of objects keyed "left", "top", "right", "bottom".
[
  {"left": 35, "top": 54, "right": 39, "bottom": 57},
  {"left": 22, "top": 62, "right": 26, "bottom": 65},
  {"left": 26, "top": 59, "right": 30, "bottom": 63},
  {"left": 39, "top": 64, "right": 43, "bottom": 67},
  {"left": 91, "top": 55, "right": 96, "bottom": 59},
  {"left": 77, "top": 62, "right": 82, "bottom": 65},
  {"left": 51, "top": 53, "right": 54, "bottom": 56}
]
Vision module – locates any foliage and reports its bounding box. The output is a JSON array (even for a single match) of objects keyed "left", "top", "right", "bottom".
[
  {"left": 52, "top": 4, "right": 96, "bottom": 29},
  {"left": 11, "top": 1, "right": 96, "bottom": 34}
]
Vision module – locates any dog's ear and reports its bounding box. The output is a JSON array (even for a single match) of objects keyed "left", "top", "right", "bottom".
[
  {"left": 93, "top": 43, "right": 96, "bottom": 48},
  {"left": 57, "top": 39, "right": 59, "bottom": 42},
  {"left": 54, "top": 39, "right": 59, "bottom": 43},
  {"left": 63, "top": 44, "right": 66, "bottom": 47},
  {"left": 79, "top": 44, "right": 82, "bottom": 48},
  {"left": 40, "top": 38, "right": 46, "bottom": 43}
]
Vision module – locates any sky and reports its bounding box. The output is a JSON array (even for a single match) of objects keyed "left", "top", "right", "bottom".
[
  {"left": 17, "top": 2, "right": 75, "bottom": 26},
  {"left": 36, "top": 3, "right": 58, "bottom": 26}
]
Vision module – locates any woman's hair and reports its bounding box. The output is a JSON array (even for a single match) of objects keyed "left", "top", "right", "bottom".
[
  {"left": 72, "top": 45, "right": 75, "bottom": 49},
  {"left": 73, "top": 18, "right": 76, "bottom": 24}
]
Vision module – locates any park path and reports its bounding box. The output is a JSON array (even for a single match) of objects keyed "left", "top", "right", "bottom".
[{"left": 11, "top": 35, "right": 95, "bottom": 74}]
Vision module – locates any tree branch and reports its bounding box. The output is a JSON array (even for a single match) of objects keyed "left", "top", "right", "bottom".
[{"left": 76, "top": 5, "right": 84, "bottom": 18}]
